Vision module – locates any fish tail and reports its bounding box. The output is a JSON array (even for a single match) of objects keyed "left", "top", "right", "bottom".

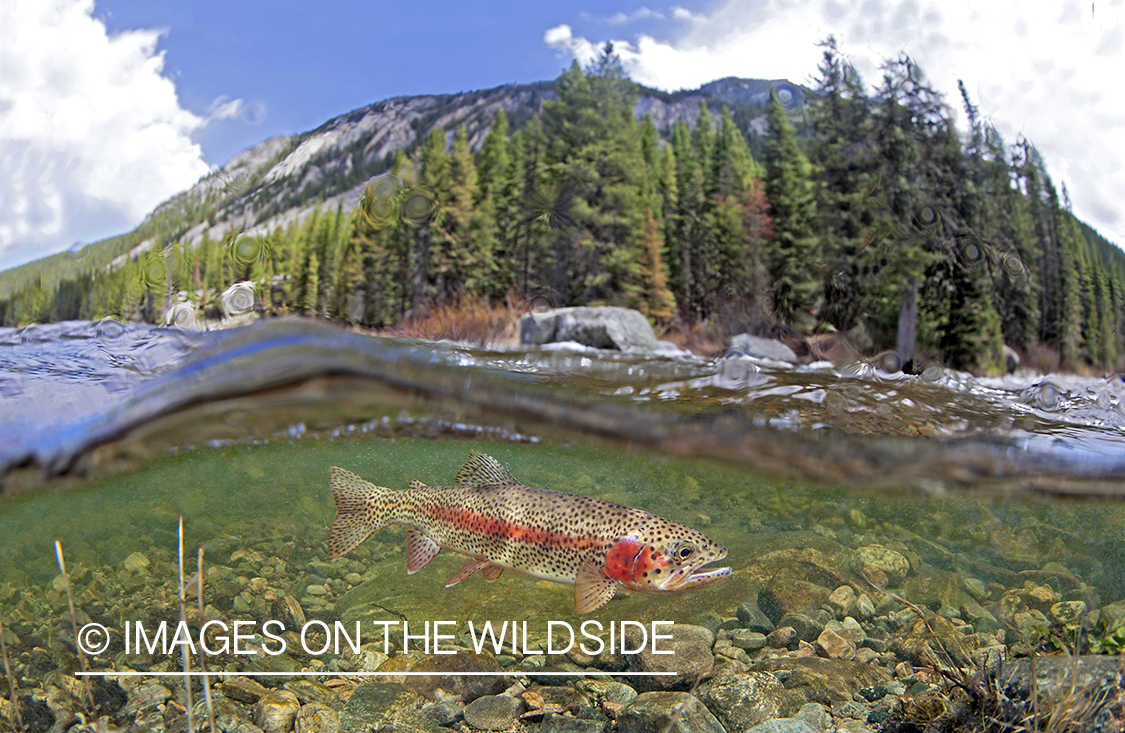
[{"left": 327, "top": 466, "right": 391, "bottom": 558}]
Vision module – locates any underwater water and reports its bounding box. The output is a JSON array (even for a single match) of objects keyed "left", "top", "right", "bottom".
[{"left": 1, "top": 318, "right": 1124, "bottom": 732}]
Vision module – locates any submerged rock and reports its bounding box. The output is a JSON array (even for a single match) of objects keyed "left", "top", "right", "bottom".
[
  {"left": 540, "top": 711, "right": 608, "bottom": 733},
  {"left": 295, "top": 703, "right": 340, "bottom": 733},
  {"left": 618, "top": 692, "right": 726, "bottom": 733},
  {"left": 814, "top": 628, "right": 855, "bottom": 660},
  {"left": 826, "top": 586, "right": 857, "bottom": 618},
  {"left": 697, "top": 667, "right": 787, "bottom": 732},
  {"left": 750, "top": 657, "right": 891, "bottom": 707},
  {"left": 890, "top": 615, "right": 973, "bottom": 668},
  {"left": 852, "top": 545, "right": 910, "bottom": 586},
  {"left": 407, "top": 652, "right": 506, "bottom": 702},
  {"left": 758, "top": 581, "right": 832, "bottom": 624},
  {"left": 736, "top": 601, "right": 775, "bottom": 634},
  {"left": 778, "top": 613, "right": 823, "bottom": 643},
  {"left": 222, "top": 676, "right": 271, "bottom": 704},
  {"left": 627, "top": 624, "right": 715, "bottom": 691},
  {"left": 463, "top": 694, "right": 525, "bottom": 730},
  {"left": 339, "top": 682, "right": 414, "bottom": 732},
  {"left": 520, "top": 307, "right": 659, "bottom": 351},
  {"left": 254, "top": 690, "right": 301, "bottom": 733},
  {"left": 742, "top": 720, "right": 818, "bottom": 733}
]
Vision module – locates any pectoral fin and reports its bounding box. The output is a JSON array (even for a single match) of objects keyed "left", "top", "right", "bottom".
[
  {"left": 481, "top": 564, "right": 503, "bottom": 582},
  {"left": 445, "top": 559, "right": 490, "bottom": 587},
  {"left": 575, "top": 561, "right": 617, "bottom": 614},
  {"left": 405, "top": 529, "right": 440, "bottom": 573}
]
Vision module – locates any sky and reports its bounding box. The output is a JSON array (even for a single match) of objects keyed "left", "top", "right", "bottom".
[{"left": 0, "top": 0, "right": 1122, "bottom": 272}]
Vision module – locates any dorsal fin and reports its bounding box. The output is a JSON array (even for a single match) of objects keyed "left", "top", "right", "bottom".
[{"left": 455, "top": 450, "right": 519, "bottom": 487}]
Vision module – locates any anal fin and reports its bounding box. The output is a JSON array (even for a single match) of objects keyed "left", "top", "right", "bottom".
[
  {"left": 445, "top": 558, "right": 490, "bottom": 587},
  {"left": 575, "top": 561, "right": 617, "bottom": 614},
  {"left": 444, "top": 559, "right": 505, "bottom": 587},
  {"left": 405, "top": 528, "right": 440, "bottom": 573}
]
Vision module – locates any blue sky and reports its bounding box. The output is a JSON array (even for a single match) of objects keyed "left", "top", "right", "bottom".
[
  {"left": 1, "top": 0, "right": 1121, "bottom": 271},
  {"left": 95, "top": 1, "right": 681, "bottom": 168}
]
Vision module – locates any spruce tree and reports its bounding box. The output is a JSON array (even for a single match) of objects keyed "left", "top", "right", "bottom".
[
  {"left": 542, "top": 46, "right": 647, "bottom": 307},
  {"left": 763, "top": 90, "right": 821, "bottom": 328},
  {"left": 478, "top": 110, "right": 518, "bottom": 295}
]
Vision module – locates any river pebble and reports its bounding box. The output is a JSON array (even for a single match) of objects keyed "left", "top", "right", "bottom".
[
  {"left": 254, "top": 690, "right": 301, "bottom": 733},
  {"left": 540, "top": 711, "right": 608, "bottom": 733},
  {"left": 743, "top": 720, "right": 818, "bottom": 733},
  {"left": 736, "top": 601, "right": 775, "bottom": 634},
  {"left": 463, "top": 694, "right": 525, "bottom": 730},
  {"left": 295, "top": 703, "right": 340, "bottom": 733}
]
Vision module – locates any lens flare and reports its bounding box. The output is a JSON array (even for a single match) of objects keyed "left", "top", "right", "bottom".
[
  {"left": 958, "top": 239, "right": 983, "bottom": 269},
  {"left": 164, "top": 249, "right": 188, "bottom": 281},
  {"left": 366, "top": 176, "right": 401, "bottom": 223},
  {"left": 231, "top": 234, "right": 266, "bottom": 266},
  {"left": 875, "top": 350, "right": 902, "bottom": 373},
  {"left": 772, "top": 84, "right": 798, "bottom": 109},
  {"left": 95, "top": 317, "right": 126, "bottom": 342},
  {"left": 221, "top": 282, "right": 256, "bottom": 317},
  {"left": 402, "top": 189, "right": 435, "bottom": 225}
]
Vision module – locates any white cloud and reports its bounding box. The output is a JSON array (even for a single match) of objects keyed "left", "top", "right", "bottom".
[
  {"left": 0, "top": 0, "right": 223, "bottom": 271},
  {"left": 547, "top": 0, "right": 1125, "bottom": 247},
  {"left": 580, "top": 7, "right": 666, "bottom": 24}
]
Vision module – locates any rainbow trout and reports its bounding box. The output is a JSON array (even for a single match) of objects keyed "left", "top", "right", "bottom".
[{"left": 327, "top": 451, "right": 731, "bottom": 613}]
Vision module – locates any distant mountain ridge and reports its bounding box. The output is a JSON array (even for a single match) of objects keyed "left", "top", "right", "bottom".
[{"left": 0, "top": 76, "right": 805, "bottom": 299}]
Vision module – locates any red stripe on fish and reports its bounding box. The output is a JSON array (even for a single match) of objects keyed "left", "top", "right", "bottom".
[{"left": 425, "top": 504, "right": 605, "bottom": 550}]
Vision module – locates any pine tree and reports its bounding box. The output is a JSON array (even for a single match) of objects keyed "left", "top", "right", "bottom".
[{"left": 764, "top": 90, "right": 821, "bottom": 328}]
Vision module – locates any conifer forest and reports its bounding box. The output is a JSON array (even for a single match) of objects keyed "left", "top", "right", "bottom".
[{"left": 3, "top": 40, "right": 1123, "bottom": 374}]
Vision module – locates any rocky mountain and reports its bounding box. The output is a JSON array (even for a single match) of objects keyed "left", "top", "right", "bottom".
[{"left": 0, "top": 76, "right": 806, "bottom": 298}]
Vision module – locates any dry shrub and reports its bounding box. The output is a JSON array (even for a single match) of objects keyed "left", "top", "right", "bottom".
[
  {"left": 807, "top": 330, "right": 860, "bottom": 364},
  {"left": 382, "top": 292, "right": 524, "bottom": 345},
  {"left": 660, "top": 318, "right": 728, "bottom": 357},
  {"left": 1027, "top": 343, "right": 1060, "bottom": 374}
]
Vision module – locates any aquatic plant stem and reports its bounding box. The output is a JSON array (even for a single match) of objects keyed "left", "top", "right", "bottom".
[
  {"left": 178, "top": 517, "right": 196, "bottom": 733},
  {"left": 197, "top": 548, "right": 217, "bottom": 733},
  {"left": 859, "top": 571, "right": 972, "bottom": 688},
  {"left": 0, "top": 615, "right": 22, "bottom": 729},
  {"left": 54, "top": 541, "right": 92, "bottom": 706}
]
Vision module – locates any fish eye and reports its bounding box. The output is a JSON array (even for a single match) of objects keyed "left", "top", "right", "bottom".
[{"left": 671, "top": 541, "right": 695, "bottom": 561}]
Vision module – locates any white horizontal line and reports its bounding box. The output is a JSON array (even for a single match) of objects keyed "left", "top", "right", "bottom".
[{"left": 77, "top": 670, "right": 676, "bottom": 677}]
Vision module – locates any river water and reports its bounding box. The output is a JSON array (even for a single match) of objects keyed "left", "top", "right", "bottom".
[{"left": 0, "top": 317, "right": 1123, "bottom": 730}]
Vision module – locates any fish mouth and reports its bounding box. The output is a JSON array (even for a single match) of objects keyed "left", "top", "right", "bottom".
[
  {"left": 666, "top": 565, "right": 732, "bottom": 591},
  {"left": 661, "top": 547, "right": 732, "bottom": 591}
]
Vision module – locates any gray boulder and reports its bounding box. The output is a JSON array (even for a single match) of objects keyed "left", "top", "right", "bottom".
[
  {"left": 520, "top": 307, "right": 658, "bottom": 351},
  {"left": 728, "top": 334, "right": 798, "bottom": 363},
  {"left": 1003, "top": 345, "right": 1020, "bottom": 373}
]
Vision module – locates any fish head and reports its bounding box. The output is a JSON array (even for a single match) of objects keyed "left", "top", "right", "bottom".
[{"left": 601, "top": 523, "right": 730, "bottom": 594}]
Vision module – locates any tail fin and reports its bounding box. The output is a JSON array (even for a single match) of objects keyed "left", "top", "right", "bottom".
[{"left": 327, "top": 466, "right": 391, "bottom": 558}]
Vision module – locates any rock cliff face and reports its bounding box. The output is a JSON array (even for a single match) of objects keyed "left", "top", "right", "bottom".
[{"left": 144, "top": 77, "right": 805, "bottom": 253}]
